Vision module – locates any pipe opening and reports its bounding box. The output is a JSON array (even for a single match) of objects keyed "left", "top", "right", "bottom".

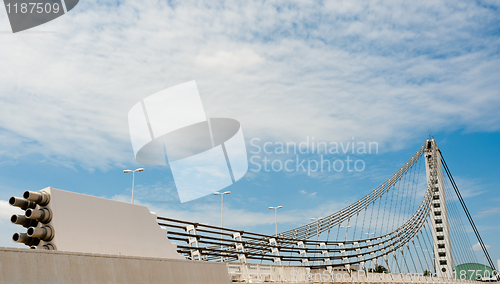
[
  {"left": 25, "top": 209, "right": 33, "bottom": 218},
  {"left": 27, "top": 227, "right": 35, "bottom": 236},
  {"left": 9, "top": 197, "right": 37, "bottom": 210},
  {"left": 12, "top": 233, "right": 20, "bottom": 242},
  {"left": 23, "top": 190, "right": 50, "bottom": 206},
  {"left": 11, "top": 215, "right": 18, "bottom": 223}
]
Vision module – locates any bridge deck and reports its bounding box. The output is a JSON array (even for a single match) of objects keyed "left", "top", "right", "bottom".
[{"left": 227, "top": 262, "right": 484, "bottom": 283}]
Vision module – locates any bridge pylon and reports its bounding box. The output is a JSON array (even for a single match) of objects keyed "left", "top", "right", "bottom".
[{"left": 424, "top": 139, "right": 454, "bottom": 277}]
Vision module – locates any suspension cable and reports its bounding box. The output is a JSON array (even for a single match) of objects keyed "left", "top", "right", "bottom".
[{"left": 440, "top": 151, "right": 496, "bottom": 271}]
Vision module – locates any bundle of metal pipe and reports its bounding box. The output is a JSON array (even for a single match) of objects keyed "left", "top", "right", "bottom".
[{"left": 9, "top": 190, "right": 56, "bottom": 250}]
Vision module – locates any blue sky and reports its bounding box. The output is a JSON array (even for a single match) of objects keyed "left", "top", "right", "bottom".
[{"left": 0, "top": 0, "right": 499, "bottom": 268}]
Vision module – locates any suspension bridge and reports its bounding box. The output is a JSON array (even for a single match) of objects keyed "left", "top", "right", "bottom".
[
  {"left": 5, "top": 139, "right": 497, "bottom": 283},
  {"left": 157, "top": 139, "right": 497, "bottom": 282}
]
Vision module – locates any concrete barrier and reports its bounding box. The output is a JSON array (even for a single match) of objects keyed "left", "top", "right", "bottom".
[{"left": 0, "top": 247, "right": 231, "bottom": 284}]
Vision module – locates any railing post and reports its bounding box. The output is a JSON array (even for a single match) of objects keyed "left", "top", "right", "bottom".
[
  {"left": 297, "top": 241, "right": 310, "bottom": 267},
  {"left": 233, "top": 232, "right": 247, "bottom": 263},
  {"left": 269, "top": 238, "right": 282, "bottom": 265},
  {"left": 186, "top": 224, "right": 201, "bottom": 261}
]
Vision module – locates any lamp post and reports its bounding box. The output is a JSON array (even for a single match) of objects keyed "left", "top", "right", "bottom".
[
  {"left": 123, "top": 168, "right": 144, "bottom": 204},
  {"left": 340, "top": 225, "right": 352, "bottom": 241},
  {"left": 269, "top": 206, "right": 283, "bottom": 236},
  {"left": 214, "top": 191, "right": 230, "bottom": 262},
  {"left": 365, "top": 232, "right": 375, "bottom": 271}
]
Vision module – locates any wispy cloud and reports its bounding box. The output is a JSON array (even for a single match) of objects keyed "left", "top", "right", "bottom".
[
  {"left": 476, "top": 207, "right": 500, "bottom": 219},
  {"left": 0, "top": 200, "right": 20, "bottom": 222},
  {"left": 0, "top": 0, "right": 498, "bottom": 170},
  {"left": 472, "top": 241, "right": 492, "bottom": 251},
  {"left": 448, "top": 177, "right": 488, "bottom": 199},
  {"left": 110, "top": 190, "right": 347, "bottom": 229},
  {"left": 299, "top": 189, "right": 317, "bottom": 197}
]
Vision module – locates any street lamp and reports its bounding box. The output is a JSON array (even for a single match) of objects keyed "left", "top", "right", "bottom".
[
  {"left": 214, "top": 191, "right": 230, "bottom": 262},
  {"left": 269, "top": 206, "right": 283, "bottom": 236},
  {"left": 340, "top": 225, "right": 352, "bottom": 242},
  {"left": 123, "top": 168, "right": 144, "bottom": 204}
]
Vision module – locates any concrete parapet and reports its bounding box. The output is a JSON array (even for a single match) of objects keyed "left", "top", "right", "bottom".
[
  {"left": 227, "top": 263, "right": 481, "bottom": 284},
  {"left": 0, "top": 247, "right": 231, "bottom": 284}
]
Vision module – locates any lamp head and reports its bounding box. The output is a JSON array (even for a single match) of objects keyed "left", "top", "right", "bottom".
[{"left": 123, "top": 170, "right": 132, "bottom": 173}]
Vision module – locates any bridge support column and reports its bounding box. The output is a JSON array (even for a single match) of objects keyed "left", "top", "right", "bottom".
[
  {"left": 425, "top": 139, "right": 454, "bottom": 277},
  {"left": 233, "top": 233, "right": 247, "bottom": 263},
  {"left": 269, "top": 238, "right": 282, "bottom": 265},
  {"left": 186, "top": 225, "right": 201, "bottom": 261},
  {"left": 354, "top": 241, "right": 366, "bottom": 271},
  {"left": 339, "top": 242, "right": 351, "bottom": 271},
  {"left": 297, "top": 241, "right": 310, "bottom": 266},
  {"left": 319, "top": 242, "right": 333, "bottom": 272}
]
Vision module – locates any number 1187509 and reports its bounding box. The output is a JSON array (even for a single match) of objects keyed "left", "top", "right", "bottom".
[{"left": 5, "top": 2, "right": 60, "bottom": 14}]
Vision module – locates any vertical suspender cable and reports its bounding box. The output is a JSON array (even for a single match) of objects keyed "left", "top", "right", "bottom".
[{"left": 440, "top": 151, "right": 496, "bottom": 272}]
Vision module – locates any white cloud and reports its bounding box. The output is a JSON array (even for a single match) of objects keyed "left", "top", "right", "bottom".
[
  {"left": 476, "top": 207, "right": 500, "bottom": 219},
  {"left": 0, "top": 200, "right": 28, "bottom": 248},
  {"left": 298, "top": 189, "right": 317, "bottom": 197},
  {"left": 195, "top": 49, "right": 264, "bottom": 70},
  {"left": 472, "top": 241, "right": 492, "bottom": 251},
  {"left": 109, "top": 190, "right": 349, "bottom": 229},
  {"left": 0, "top": 200, "right": 21, "bottom": 222},
  {"left": 0, "top": 0, "right": 498, "bottom": 171},
  {"left": 448, "top": 177, "right": 487, "bottom": 199}
]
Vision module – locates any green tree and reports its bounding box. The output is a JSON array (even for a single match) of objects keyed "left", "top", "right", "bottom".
[{"left": 368, "top": 264, "right": 389, "bottom": 273}]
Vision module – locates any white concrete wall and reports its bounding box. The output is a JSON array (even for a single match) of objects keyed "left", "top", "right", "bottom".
[
  {"left": 0, "top": 247, "right": 231, "bottom": 284},
  {"left": 31, "top": 187, "right": 182, "bottom": 259}
]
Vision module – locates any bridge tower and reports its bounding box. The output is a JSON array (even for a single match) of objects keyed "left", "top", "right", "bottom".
[{"left": 424, "top": 139, "right": 454, "bottom": 277}]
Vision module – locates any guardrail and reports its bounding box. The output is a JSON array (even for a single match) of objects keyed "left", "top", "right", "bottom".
[{"left": 226, "top": 263, "right": 483, "bottom": 283}]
